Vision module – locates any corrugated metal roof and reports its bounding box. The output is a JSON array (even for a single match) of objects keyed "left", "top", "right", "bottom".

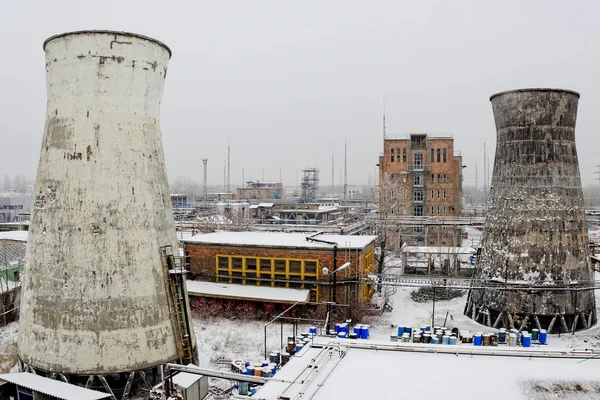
[
  {"left": 0, "top": 242, "right": 26, "bottom": 270},
  {"left": 0, "top": 373, "right": 111, "bottom": 400}
]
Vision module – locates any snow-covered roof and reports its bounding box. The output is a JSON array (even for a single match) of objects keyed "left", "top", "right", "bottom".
[
  {"left": 257, "top": 338, "right": 600, "bottom": 399},
  {"left": 182, "top": 231, "right": 376, "bottom": 250},
  {"left": 0, "top": 230, "right": 28, "bottom": 242},
  {"left": 402, "top": 245, "right": 476, "bottom": 255},
  {"left": 0, "top": 372, "right": 111, "bottom": 400},
  {"left": 186, "top": 280, "right": 310, "bottom": 303},
  {"left": 278, "top": 206, "right": 341, "bottom": 214},
  {"left": 172, "top": 364, "right": 203, "bottom": 389}
]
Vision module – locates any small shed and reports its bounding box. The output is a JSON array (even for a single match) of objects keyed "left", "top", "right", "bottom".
[
  {"left": 172, "top": 365, "right": 209, "bottom": 400},
  {"left": 0, "top": 372, "right": 111, "bottom": 400}
]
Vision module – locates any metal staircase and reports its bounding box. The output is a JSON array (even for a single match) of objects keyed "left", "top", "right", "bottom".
[{"left": 160, "top": 245, "right": 194, "bottom": 365}]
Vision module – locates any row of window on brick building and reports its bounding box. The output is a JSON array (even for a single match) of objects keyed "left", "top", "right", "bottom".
[
  {"left": 390, "top": 148, "right": 447, "bottom": 163},
  {"left": 390, "top": 189, "right": 447, "bottom": 200},
  {"left": 388, "top": 173, "right": 448, "bottom": 184},
  {"left": 391, "top": 204, "right": 448, "bottom": 216}
]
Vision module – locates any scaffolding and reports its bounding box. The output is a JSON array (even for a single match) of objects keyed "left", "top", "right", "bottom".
[{"left": 301, "top": 168, "right": 319, "bottom": 202}]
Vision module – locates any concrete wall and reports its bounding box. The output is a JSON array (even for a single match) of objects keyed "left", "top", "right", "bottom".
[
  {"left": 468, "top": 89, "right": 595, "bottom": 329},
  {"left": 18, "top": 31, "right": 184, "bottom": 374}
]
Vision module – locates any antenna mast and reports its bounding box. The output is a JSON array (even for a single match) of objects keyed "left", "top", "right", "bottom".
[
  {"left": 227, "top": 140, "right": 231, "bottom": 194},
  {"left": 202, "top": 158, "right": 208, "bottom": 209},
  {"left": 344, "top": 137, "right": 347, "bottom": 202}
]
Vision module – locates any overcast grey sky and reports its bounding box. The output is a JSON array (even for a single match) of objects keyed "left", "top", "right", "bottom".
[{"left": 1, "top": 0, "right": 599, "bottom": 190}]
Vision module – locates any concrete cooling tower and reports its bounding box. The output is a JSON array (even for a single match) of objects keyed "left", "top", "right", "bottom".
[
  {"left": 18, "top": 30, "right": 196, "bottom": 384},
  {"left": 465, "top": 89, "right": 596, "bottom": 333}
]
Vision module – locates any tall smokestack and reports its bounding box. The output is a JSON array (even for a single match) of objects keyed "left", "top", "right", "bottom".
[
  {"left": 19, "top": 31, "right": 195, "bottom": 377},
  {"left": 466, "top": 88, "right": 596, "bottom": 332}
]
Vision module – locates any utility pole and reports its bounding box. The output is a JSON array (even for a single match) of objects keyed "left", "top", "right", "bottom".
[
  {"left": 227, "top": 140, "right": 231, "bottom": 195},
  {"left": 483, "top": 142, "right": 487, "bottom": 195},
  {"left": 344, "top": 137, "right": 347, "bottom": 202},
  {"left": 202, "top": 158, "right": 208, "bottom": 209},
  {"left": 331, "top": 151, "right": 335, "bottom": 193}
]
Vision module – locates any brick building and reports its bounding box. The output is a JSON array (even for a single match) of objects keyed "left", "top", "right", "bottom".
[
  {"left": 236, "top": 181, "right": 283, "bottom": 200},
  {"left": 379, "top": 133, "right": 463, "bottom": 246},
  {"left": 182, "top": 231, "right": 376, "bottom": 309}
]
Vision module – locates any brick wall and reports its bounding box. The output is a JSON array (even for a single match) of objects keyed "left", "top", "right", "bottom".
[{"left": 184, "top": 241, "right": 376, "bottom": 305}]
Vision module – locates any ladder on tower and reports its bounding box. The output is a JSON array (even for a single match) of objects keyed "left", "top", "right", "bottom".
[{"left": 160, "top": 245, "right": 194, "bottom": 366}]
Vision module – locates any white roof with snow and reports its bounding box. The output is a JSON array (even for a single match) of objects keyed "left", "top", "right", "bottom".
[
  {"left": 0, "top": 231, "right": 28, "bottom": 242},
  {"left": 182, "top": 231, "right": 376, "bottom": 250},
  {"left": 0, "top": 372, "right": 111, "bottom": 400},
  {"left": 186, "top": 280, "right": 310, "bottom": 303},
  {"left": 402, "top": 245, "right": 476, "bottom": 255},
  {"left": 257, "top": 339, "right": 600, "bottom": 400},
  {"left": 172, "top": 364, "right": 203, "bottom": 389}
]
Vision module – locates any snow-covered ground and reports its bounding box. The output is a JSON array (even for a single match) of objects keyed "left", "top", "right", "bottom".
[{"left": 1, "top": 225, "right": 599, "bottom": 393}]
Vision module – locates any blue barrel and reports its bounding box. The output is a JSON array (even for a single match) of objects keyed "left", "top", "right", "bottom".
[
  {"left": 269, "top": 353, "right": 278, "bottom": 364},
  {"left": 539, "top": 330, "right": 547, "bottom": 344},
  {"left": 335, "top": 324, "right": 341, "bottom": 334},
  {"left": 473, "top": 334, "right": 482, "bottom": 346},
  {"left": 405, "top": 327, "right": 413, "bottom": 337},
  {"left": 245, "top": 361, "right": 251, "bottom": 368},
  {"left": 269, "top": 363, "right": 277, "bottom": 375},
  {"left": 296, "top": 343, "right": 304, "bottom": 352},
  {"left": 442, "top": 335, "right": 449, "bottom": 345},
  {"left": 353, "top": 325, "right": 362, "bottom": 337},
  {"left": 398, "top": 326, "right": 405, "bottom": 337},
  {"left": 498, "top": 329, "right": 507, "bottom": 344},
  {"left": 430, "top": 336, "right": 438, "bottom": 344},
  {"left": 449, "top": 336, "right": 457, "bottom": 345},
  {"left": 361, "top": 325, "right": 370, "bottom": 339},
  {"left": 310, "top": 326, "right": 318, "bottom": 336},
  {"left": 522, "top": 335, "right": 531, "bottom": 348},
  {"left": 251, "top": 387, "right": 256, "bottom": 396},
  {"left": 342, "top": 323, "right": 349, "bottom": 334},
  {"left": 246, "top": 366, "right": 255, "bottom": 375}
]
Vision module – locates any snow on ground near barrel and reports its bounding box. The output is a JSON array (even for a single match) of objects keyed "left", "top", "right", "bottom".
[{"left": 193, "top": 317, "right": 309, "bottom": 367}]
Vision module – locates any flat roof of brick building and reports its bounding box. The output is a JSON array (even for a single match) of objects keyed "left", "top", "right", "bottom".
[{"left": 181, "top": 231, "right": 376, "bottom": 250}]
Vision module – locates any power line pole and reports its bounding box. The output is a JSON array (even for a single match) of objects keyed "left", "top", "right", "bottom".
[
  {"left": 202, "top": 158, "right": 208, "bottom": 209},
  {"left": 227, "top": 140, "right": 231, "bottom": 195},
  {"left": 483, "top": 142, "right": 487, "bottom": 195},
  {"left": 331, "top": 151, "right": 335, "bottom": 192},
  {"left": 344, "top": 137, "right": 348, "bottom": 202}
]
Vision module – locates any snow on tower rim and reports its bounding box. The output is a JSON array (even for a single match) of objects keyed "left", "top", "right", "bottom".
[
  {"left": 489, "top": 88, "right": 580, "bottom": 101},
  {"left": 43, "top": 30, "right": 172, "bottom": 58}
]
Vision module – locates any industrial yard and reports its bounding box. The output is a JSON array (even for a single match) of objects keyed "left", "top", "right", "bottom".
[{"left": 1, "top": 1, "right": 600, "bottom": 400}]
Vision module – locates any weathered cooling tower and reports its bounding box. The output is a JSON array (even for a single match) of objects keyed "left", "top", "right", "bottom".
[
  {"left": 466, "top": 88, "right": 596, "bottom": 333},
  {"left": 19, "top": 31, "right": 195, "bottom": 381}
]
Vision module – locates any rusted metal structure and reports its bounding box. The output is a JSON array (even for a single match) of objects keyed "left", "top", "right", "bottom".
[
  {"left": 18, "top": 31, "right": 196, "bottom": 398},
  {"left": 466, "top": 88, "right": 596, "bottom": 333}
]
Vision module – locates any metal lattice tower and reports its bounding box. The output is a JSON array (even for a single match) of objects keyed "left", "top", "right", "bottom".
[{"left": 301, "top": 168, "right": 319, "bottom": 202}]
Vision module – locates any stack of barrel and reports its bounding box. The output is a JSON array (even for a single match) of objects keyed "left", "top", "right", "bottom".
[
  {"left": 336, "top": 323, "right": 370, "bottom": 339},
  {"left": 391, "top": 325, "right": 461, "bottom": 345}
]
